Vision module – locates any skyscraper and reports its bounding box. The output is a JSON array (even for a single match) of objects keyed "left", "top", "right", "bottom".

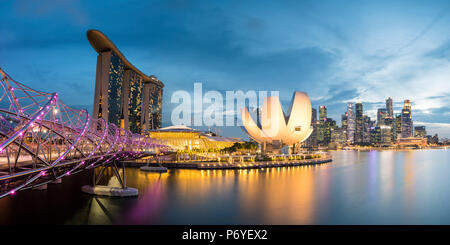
[
  {"left": 305, "top": 108, "right": 318, "bottom": 148},
  {"left": 331, "top": 127, "right": 347, "bottom": 145},
  {"left": 311, "top": 108, "right": 317, "bottom": 125},
  {"left": 88, "top": 30, "right": 164, "bottom": 133},
  {"left": 384, "top": 117, "right": 395, "bottom": 143},
  {"left": 123, "top": 69, "right": 143, "bottom": 133},
  {"left": 414, "top": 126, "right": 427, "bottom": 138},
  {"left": 363, "top": 115, "right": 372, "bottom": 144},
  {"left": 355, "top": 102, "right": 363, "bottom": 144},
  {"left": 341, "top": 113, "right": 348, "bottom": 134},
  {"left": 317, "top": 106, "right": 328, "bottom": 146},
  {"left": 145, "top": 77, "right": 164, "bottom": 130},
  {"left": 347, "top": 102, "right": 356, "bottom": 144},
  {"left": 401, "top": 100, "right": 413, "bottom": 138},
  {"left": 395, "top": 113, "right": 402, "bottom": 141},
  {"left": 92, "top": 49, "right": 125, "bottom": 126},
  {"left": 377, "top": 108, "right": 387, "bottom": 126},
  {"left": 380, "top": 125, "right": 393, "bottom": 145},
  {"left": 319, "top": 106, "right": 327, "bottom": 121},
  {"left": 370, "top": 126, "right": 381, "bottom": 145},
  {"left": 386, "top": 97, "right": 393, "bottom": 118},
  {"left": 323, "top": 118, "right": 335, "bottom": 145}
]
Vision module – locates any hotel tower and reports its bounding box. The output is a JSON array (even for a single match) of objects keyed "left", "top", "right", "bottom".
[{"left": 87, "top": 30, "right": 164, "bottom": 134}]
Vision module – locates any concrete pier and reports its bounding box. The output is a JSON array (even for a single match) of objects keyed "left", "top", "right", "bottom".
[
  {"left": 81, "top": 185, "right": 138, "bottom": 197},
  {"left": 81, "top": 176, "right": 138, "bottom": 197}
]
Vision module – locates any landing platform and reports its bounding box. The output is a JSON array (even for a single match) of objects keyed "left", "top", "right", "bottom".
[
  {"left": 140, "top": 166, "right": 168, "bottom": 172},
  {"left": 81, "top": 185, "right": 138, "bottom": 197}
]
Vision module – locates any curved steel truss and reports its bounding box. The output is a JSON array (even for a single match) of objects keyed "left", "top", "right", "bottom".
[{"left": 0, "top": 67, "right": 166, "bottom": 198}]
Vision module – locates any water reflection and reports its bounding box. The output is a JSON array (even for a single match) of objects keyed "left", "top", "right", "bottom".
[
  {"left": 119, "top": 173, "right": 166, "bottom": 224},
  {"left": 1, "top": 149, "right": 450, "bottom": 224}
]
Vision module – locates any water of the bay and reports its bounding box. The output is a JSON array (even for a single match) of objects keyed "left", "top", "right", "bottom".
[{"left": 1, "top": 149, "right": 449, "bottom": 225}]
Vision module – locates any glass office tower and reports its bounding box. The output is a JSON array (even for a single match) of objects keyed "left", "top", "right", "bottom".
[
  {"left": 107, "top": 52, "right": 125, "bottom": 126},
  {"left": 355, "top": 102, "right": 363, "bottom": 144},
  {"left": 125, "top": 70, "right": 144, "bottom": 134},
  {"left": 401, "top": 100, "right": 413, "bottom": 138},
  {"left": 92, "top": 50, "right": 124, "bottom": 127},
  {"left": 89, "top": 30, "right": 164, "bottom": 134},
  {"left": 346, "top": 102, "right": 355, "bottom": 144}
]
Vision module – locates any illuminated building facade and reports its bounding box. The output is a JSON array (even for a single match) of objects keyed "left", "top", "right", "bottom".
[
  {"left": 363, "top": 115, "right": 372, "bottom": 144},
  {"left": 377, "top": 108, "right": 387, "bottom": 126},
  {"left": 341, "top": 113, "right": 348, "bottom": 142},
  {"left": 317, "top": 105, "right": 335, "bottom": 146},
  {"left": 386, "top": 97, "right": 393, "bottom": 118},
  {"left": 331, "top": 127, "right": 347, "bottom": 145},
  {"left": 317, "top": 106, "right": 327, "bottom": 145},
  {"left": 323, "top": 118, "right": 335, "bottom": 145},
  {"left": 342, "top": 113, "right": 348, "bottom": 131},
  {"left": 319, "top": 106, "right": 327, "bottom": 121},
  {"left": 397, "top": 137, "right": 427, "bottom": 147},
  {"left": 146, "top": 81, "right": 163, "bottom": 129},
  {"left": 384, "top": 117, "right": 395, "bottom": 142},
  {"left": 123, "top": 70, "right": 143, "bottom": 133},
  {"left": 92, "top": 50, "right": 125, "bottom": 126},
  {"left": 305, "top": 108, "right": 318, "bottom": 148},
  {"left": 241, "top": 92, "right": 313, "bottom": 153},
  {"left": 346, "top": 102, "right": 355, "bottom": 144},
  {"left": 380, "top": 125, "right": 393, "bottom": 145},
  {"left": 370, "top": 126, "right": 381, "bottom": 145},
  {"left": 355, "top": 102, "right": 363, "bottom": 144},
  {"left": 148, "top": 125, "right": 243, "bottom": 151},
  {"left": 88, "top": 30, "right": 164, "bottom": 133},
  {"left": 401, "top": 100, "right": 413, "bottom": 138},
  {"left": 395, "top": 113, "right": 402, "bottom": 140},
  {"left": 414, "top": 126, "right": 427, "bottom": 138}
]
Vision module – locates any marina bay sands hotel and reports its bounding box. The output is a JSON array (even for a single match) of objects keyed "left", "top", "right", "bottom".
[{"left": 87, "top": 30, "right": 164, "bottom": 134}]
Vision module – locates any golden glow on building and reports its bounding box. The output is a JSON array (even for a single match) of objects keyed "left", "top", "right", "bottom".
[
  {"left": 397, "top": 137, "right": 427, "bottom": 147},
  {"left": 147, "top": 125, "right": 243, "bottom": 151},
  {"left": 241, "top": 91, "right": 313, "bottom": 146}
]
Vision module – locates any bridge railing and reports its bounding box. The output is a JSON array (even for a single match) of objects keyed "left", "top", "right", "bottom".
[{"left": 0, "top": 67, "right": 163, "bottom": 198}]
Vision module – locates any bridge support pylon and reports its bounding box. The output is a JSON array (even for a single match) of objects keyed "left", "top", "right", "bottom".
[{"left": 81, "top": 161, "right": 138, "bottom": 197}]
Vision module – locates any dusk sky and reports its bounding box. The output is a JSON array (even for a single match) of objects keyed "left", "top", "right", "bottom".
[{"left": 1, "top": 0, "right": 450, "bottom": 138}]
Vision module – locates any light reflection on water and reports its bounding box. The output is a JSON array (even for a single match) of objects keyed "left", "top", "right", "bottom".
[{"left": 0, "top": 149, "right": 449, "bottom": 224}]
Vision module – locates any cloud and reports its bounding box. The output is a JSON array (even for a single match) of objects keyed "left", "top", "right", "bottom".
[
  {"left": 397, "top": 6, "right": 450, "bottom": 54},
  {"left": 12, "top": 0, "right": 89, "bottom": 26},
  {"left": 1, "top": 0, "right": 450, "bottom": 138}
]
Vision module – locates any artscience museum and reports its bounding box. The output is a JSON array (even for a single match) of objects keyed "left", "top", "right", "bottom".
[{"left": 241, "top": 91, "right": 313, "bottom": 153}]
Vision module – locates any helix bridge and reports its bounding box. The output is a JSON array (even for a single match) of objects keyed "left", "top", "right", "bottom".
[{"left": 0, "top": 67, "right": 166, "bottom": 198}]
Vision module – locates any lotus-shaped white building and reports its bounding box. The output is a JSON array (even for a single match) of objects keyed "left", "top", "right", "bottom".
[{"left": 241, "top": 92, "right": 313, "bottom": 147}]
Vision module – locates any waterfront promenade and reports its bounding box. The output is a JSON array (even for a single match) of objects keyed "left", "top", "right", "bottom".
[{"left": 123, "top": 154, "right": 332, "bottom": 170}]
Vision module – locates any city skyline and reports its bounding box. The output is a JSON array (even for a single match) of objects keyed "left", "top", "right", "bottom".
[
  {"left": 309, "top": 96, "right": 441, "bottom": 147},
  {"left": 1, "top": 0, "right": 449, "bottom": 138},
  {"left": 2, "top": 0, "right": 450, "bottom": 231}
]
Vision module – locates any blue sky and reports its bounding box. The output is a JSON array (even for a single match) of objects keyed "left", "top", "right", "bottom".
[{"left": 1, "top": 0, "right": 450, "bottom": 138}]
